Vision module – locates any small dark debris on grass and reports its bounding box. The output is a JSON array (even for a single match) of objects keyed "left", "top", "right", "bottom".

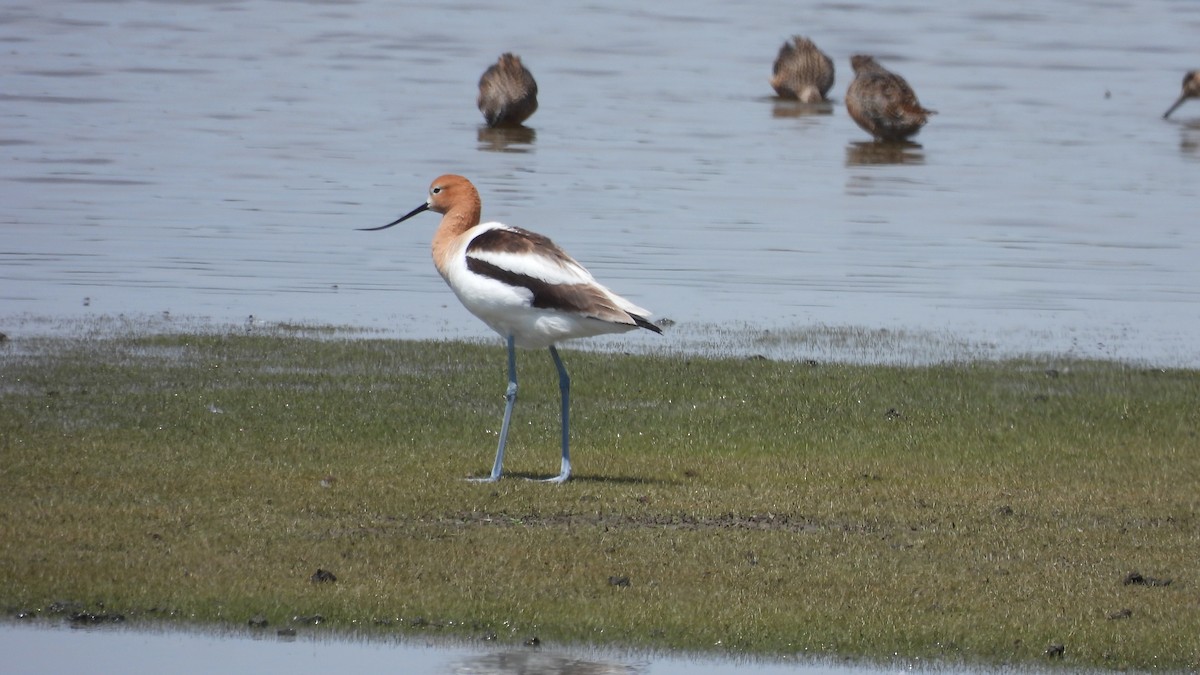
[
  {"left": 884, "top": 407, "right": 902, "bottom": 420},
  {"left": 608, "top": 575, "right": 631, "bottom": 588},
  {"left": 524, "top": 636, "right": 541, "bottom": 647},
  {"left": 1045, "top": 643, "right": 1065, "bottom": 658},
  {"left": 69, "top": 611, "right": 125, "bottom": 625},
  {"left": 47, "top": 600, "right": 84, "bottom": 615},
  {"left": 1107, "top": 608, "right": 1133, "bottom": 620},
  {"left": 995, "top": 505, "right": 1014, "bottom": 517},
  {"left": 248, "top": 614, "right": 269, "bottom": 628},
  {"left": 1123, "top": 570, "right": 1172, "bottom": 587},
  {"left": 310, "top": 568, "right": 337, "bottom": 583}
]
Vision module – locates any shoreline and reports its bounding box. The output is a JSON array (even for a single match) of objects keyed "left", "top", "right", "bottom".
[{"left": 4, "top": 312, "right": 1196, "bottom": 369}]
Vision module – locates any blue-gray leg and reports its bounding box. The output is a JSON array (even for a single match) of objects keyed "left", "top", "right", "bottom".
[
  {"left": 544, "top": 345, "right": 572, "bottom": 483},
  {"left": 472, "top": 334, "right": 517, "bottom": 482}
]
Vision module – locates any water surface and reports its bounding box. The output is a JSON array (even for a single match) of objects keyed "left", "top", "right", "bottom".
[
  {"left": 3, "top": 0, "right": 1200, "bottom": 364},
  {"left": 1, "top": 621, "right": 951, "bottom": 675}
]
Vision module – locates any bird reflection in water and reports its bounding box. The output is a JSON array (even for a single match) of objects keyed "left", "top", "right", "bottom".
[
  {"left": 478, "top": 125, "right": 537, "bottom": 153},
  {"left": 845, "top": 140, "right": 925, "bottom": 166}
]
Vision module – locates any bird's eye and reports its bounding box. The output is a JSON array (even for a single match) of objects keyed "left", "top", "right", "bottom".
[{"left": 431, "top": 186, "right": 442, "bottom": 195}]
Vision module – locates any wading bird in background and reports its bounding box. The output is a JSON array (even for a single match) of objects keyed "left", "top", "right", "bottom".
[
  {"left": 769, "top": 36, "right": 835, "bottom": 103},
  {"left": 1163, "top": 70, "right": 1200, "bottom": 119},
  {"left": 845, "top": 54, "right": 935, "bottom": 141},
  {"left": 478, "top": 53, "right": 539, "bottom": 127}
]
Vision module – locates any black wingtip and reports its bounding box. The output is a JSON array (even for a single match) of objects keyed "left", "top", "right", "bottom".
[{"left": 633, "top": 314, "right": 663, "bottom": 335}]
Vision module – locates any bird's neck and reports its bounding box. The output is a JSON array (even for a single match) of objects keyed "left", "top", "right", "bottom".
[{"left": 431, "top": 204, "right": 481, "bottom": 276}]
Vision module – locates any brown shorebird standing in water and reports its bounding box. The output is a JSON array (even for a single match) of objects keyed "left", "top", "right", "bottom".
[
  {"left": 1163, "top": 71, "right": 1200, "bottom": 119},
  {"left": 845, "top": 55, "right": 935, "bottom": 141},
  {"left": 477, "top": 53, "right": 538, "bottom": 127},
  {"left": 770, "top": 36, "right": 835, "bottom": 103}
]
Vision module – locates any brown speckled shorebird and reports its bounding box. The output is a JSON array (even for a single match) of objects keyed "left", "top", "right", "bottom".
[
  {"left": 1163, "top": 70, "right": 1200, "bottom": 119},
  {"left": 477, "top": 53, "right": 538, "bottom": 127},
  {"left": 845, "top": 55, "right": 935, "bottom": 141},
  {"left": 769, "top": 36, "right": 835, "bottom": 103}
]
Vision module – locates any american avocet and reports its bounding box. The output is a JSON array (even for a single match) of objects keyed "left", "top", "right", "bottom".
[
  {"left": 361, "top": 175, "right": 661, "bottom": 483},
  {"left": 1163, "top": 70, "right": 1200, "bottom": 119},
  {"left": 477, "top": 53, "right": 538, "bottom": 127},
  {"left": 770, "top": 36, "right": 835, "bottom": 103},
  {"left": 845, "top": 55, "right": 935, "bottom": 141}
]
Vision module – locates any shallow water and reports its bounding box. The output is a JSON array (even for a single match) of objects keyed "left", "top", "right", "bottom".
[
  {"left": 3, "top": 0, "right": 1200, "bottom": 365},
  {"left": 0, "top": 621, "right": 1015, "bottom": 675}
]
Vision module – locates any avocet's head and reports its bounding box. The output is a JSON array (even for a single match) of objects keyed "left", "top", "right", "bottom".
[{"left": 359, "top": 175, "right": 478, "bottom": 232}]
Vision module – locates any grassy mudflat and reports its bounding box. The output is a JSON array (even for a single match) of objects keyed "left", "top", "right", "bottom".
[{"left": 1, "top": 331, "right": 1197, "bottom": 670}]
